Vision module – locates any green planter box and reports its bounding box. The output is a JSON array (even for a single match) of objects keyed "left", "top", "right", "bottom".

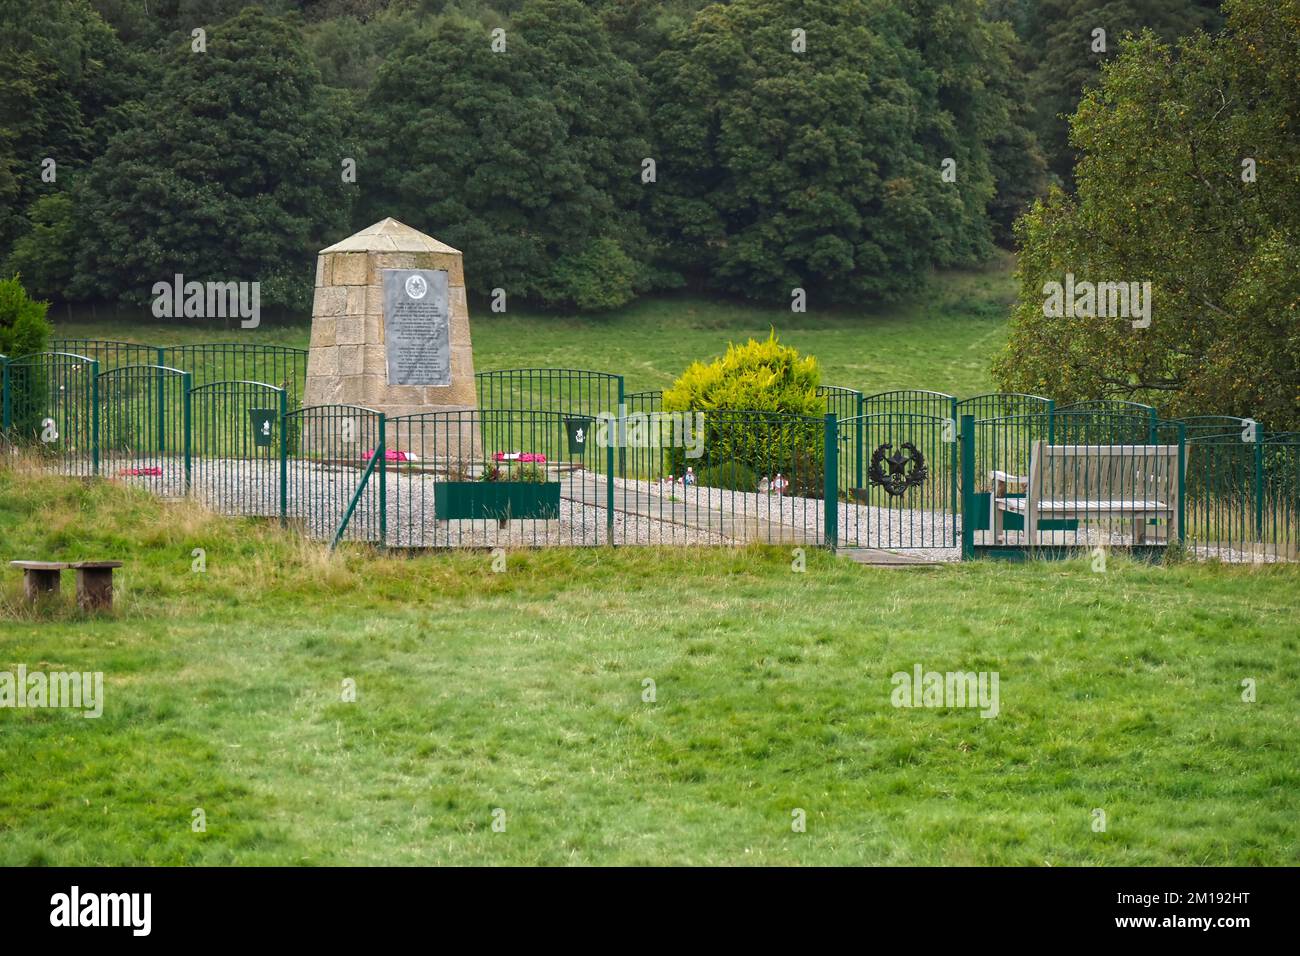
[{"left": 434, "top": 481, "right": 561, "bottom": 520}]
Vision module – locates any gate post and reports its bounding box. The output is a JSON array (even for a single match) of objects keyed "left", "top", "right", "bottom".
[
  {"left": 606, "top": 421, "right": 616, "bottom": 545},
  {"left": 278, "top": 388, "right": 288, "bottom": 525},
  {"left": 1177, "top": 421, "right": 1187, "bottom": 546},
  {"left": 90, "top": 359, "right": 100, "bottom": 476},
  {"left": 1, "top": 356, "right": 9, "bottom": 431},
  {"left": 616, "top": 375, "right": 625, "bottom": 480},
  {"left": 1253, "top": 431, "right": 1264, "bottom": 541},
  {"left": 949, "top": 398, "right": 959, "bottom": 546},
  {"left": 182, "top": 373, "right": 192, "bottom": 494},
  {"left": 855, "top": 392, "right": 864, "bottom": 493},
  {"left": 823, "top": 414, "right": 837, "bottom": 549},
  {"left": 960, "top": 414, "right": 975, "bottom": 560},
  {"left": 156, "top": 349, "right": 167, "bottom": 454},
  {"left": 378, "top": 412, "right": 387, "bottom": 549}
]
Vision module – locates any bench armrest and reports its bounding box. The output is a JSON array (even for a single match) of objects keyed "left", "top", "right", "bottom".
[{"left": 989, "top": 470, "right": 1027, "bottom": 487}]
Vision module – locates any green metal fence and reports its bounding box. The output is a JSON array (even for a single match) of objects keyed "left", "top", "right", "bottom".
[
  {"left": 1259, "top": 433, "right": 1300, "bottom": 560},
  {"left": 820, "top": 385, "right": 864, "bottom": 495},
  {"left": 956, "top": 394, "right": 1054, "bottom": 537},
  {"left": 283, "top": 404, "right": 385, "bottom": 546},
  {"left": 188, "top": 380, "right": 286, "bottom": 518},
  {"left": 622, "top": 390, "right": 664, "bottom": 482},
  {"left": 1172, "top": 416, "right": 1254, "bottom": 560},
  {"left": 5, "top": 356, "right": 1299, "bottom": 561},
  {"left": 2, "top": 351, "right": 100, "bottom": 476},
  {"left": 972, "top": 410, "right": 1185, "bottom": 556},
  {"left": 97, "top": 364, "right": 192, "bottom": 498},
  {"left": 53, "top": 339, "right": 157, "bottom": 372},
  {"left": 476, "top": 368, "right": 624, "bottom": 417},
  {"left": 162, "top": 344, "right": 306, "bottom": 409},
  {"left": 1058, "top": 399, "right": 1159, "bottom": 442},
  {"left": 52, "top": 340, "right": 308, "bottom": 407}
]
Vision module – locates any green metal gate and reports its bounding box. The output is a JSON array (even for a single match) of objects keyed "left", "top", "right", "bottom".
[
  {"left": 1, "top": 351, "right": 100, "bottom": 476},
  {"left": 188, "top": 380, "right": 286, "bottom": 518},
  {"left": 835, "top": 411, "right": 958, "bottom": 552},
  {"left": 283, "top": 404, "right": 386, "bottom": 547},
  {"left": 98, "top": 364, "right": 192, "bottom": 498}
]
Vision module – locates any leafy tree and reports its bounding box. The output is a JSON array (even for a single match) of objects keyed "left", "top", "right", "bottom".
[
  {"left": 536, "top": 237, "right": 640, "bottom": 312},
  {"left": 364, "top": 0, "right": 651, "bottom": 310},
  {"left": 1024, "top": 0, "right": 1224, "bottom": 185},
  {"left": 72, "top": 8, "right": 356, "bottom": 310},
  {"left": 995, "top": 0, "right": 1300, "bottom": 428},
  {"left": 3, "top": 195, "right": 77, "bottom": 302}
]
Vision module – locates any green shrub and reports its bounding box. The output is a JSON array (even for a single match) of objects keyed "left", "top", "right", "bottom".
[
  {"left": 694, "top": 462, "right": 759, "bottom": 493},
  {"left": 663, "top": 333, "right": 824, "bottom": 486},
  {"left": 0, "top": 275, "right": 53, "bottom": 359},
  {"left": 0, "top": 276, "right": 55, "bottom": 440}
]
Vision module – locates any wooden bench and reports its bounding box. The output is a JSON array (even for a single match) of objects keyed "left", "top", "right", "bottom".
[
  {"left": 10, "top": 560, "right": 123, "bottom": 610},
  {"left": 990, "top": 442, "right": 1179, "bottom": 546}
]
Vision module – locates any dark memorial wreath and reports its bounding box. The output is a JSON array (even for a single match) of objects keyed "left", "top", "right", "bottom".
[{"left": 868, "top": 442, "right": 928, "bottom": 496}]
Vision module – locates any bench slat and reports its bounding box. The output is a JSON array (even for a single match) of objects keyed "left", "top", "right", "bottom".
[{"left": 998, "top": 498, "right": 1170, "bottom": 513}]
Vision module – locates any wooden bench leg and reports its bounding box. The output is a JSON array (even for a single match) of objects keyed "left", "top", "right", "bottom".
[
  {"left": 76, "top": 568, "right": 114, "bottom": 611},
  {"left": 23, "top": 569, "right": 61, "bottom": 603},
  {"left": 990, "top": 478, "right": 1004, "bottom": 544}
]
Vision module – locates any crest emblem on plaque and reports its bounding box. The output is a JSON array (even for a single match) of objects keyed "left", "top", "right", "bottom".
[{"left": 405, "top": 274, "right": 428, "bottom": 299}]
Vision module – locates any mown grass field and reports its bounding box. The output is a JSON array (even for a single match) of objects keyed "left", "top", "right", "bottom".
[
  {"left": 49, "top": 258, "right": 1016, "bottom": 397},
  {"left": 1, "top": 465, "right": 1296, "bottom": 866}
]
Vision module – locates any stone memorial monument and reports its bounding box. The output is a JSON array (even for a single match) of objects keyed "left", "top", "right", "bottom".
[{"left": 304, "top": 218, "right": 479, "bottom": 459}]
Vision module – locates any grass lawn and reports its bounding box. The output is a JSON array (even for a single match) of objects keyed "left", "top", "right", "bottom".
[
  {"left": 48, "top": 257, "right": 1016, "bottom": 397},
  {"left": 1, "top": 465, "right": 1296, "bottom": 865}
]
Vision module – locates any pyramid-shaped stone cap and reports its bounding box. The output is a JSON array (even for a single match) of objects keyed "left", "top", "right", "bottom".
[{"left": 319, "top": 217, "right": 461, "bottom": 255}]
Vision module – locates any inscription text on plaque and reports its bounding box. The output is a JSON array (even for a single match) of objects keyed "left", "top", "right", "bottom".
[{"left": 381, "top": 268, "right": 451, "bottom": 386}]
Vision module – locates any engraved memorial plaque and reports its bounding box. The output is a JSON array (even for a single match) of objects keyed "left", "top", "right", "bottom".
[{"left": 381, "top": 268, "right": 451, "bottom": 386}]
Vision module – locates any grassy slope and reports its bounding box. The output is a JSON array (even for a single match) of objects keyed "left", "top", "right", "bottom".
[
  {"left": 1, "top": 466, "right": 1296, "bottom": 865},
  {"left": 49, "top": 258, "right": 1016, "bottom": 397}
]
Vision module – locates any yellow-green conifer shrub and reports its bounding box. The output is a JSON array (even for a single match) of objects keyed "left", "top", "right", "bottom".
[
  {"left": 663, "top": 332, "right": 822, "bottom": 415},
  {"left": 663, "top": 333, "right": 825, "bottom": 495}
]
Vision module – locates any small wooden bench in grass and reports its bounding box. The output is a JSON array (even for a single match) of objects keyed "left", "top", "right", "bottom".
[
  {"left": 10, "top": 560, "right": 123, "bottom": 610},
  {"left": 990, "top": 442, "right": 1180, "bottom": 546}
]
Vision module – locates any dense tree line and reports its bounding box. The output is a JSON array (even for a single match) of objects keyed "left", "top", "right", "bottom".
[{"left": 0, "top": 0, "right": 1223, "bottom": 313}]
